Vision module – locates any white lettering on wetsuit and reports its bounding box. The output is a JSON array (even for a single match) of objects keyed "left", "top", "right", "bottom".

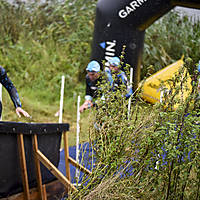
[
  {"left": 119, "top": 0, "right": 148, "bottom": 18},
  {"left": 105, "top": 40, "right": 116, "bottom": 65}
]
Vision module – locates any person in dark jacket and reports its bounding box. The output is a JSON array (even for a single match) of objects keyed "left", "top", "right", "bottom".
[
  {"left": 0, "top": 66, "right": 30, "bottom": 118},
  {"left": 79, "top": 61, "right": 101, "bottom": 112}
]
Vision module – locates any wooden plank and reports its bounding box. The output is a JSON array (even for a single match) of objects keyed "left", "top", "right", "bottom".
[
  {"left": 36, "top": 149, "right": 78, "bottom": 192},
  {"left": 68, "top": 157, "right": 92, "bottom": 175},
  {"left": 63, "top": 131, "right": 71, "bottom": 181},
  {"left": 17, "top": 134, "right": 30, "bottom": 200},
  {"left": 32, "top": 134, "right": 46, "bottom": 200}
]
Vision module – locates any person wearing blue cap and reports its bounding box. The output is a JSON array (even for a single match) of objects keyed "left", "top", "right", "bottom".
[
  {"left": 79, "top": 61, "right": 101, "bottom": 112},
  {"left": 105, "top": 57, "right": 133, "bottom": 99}
]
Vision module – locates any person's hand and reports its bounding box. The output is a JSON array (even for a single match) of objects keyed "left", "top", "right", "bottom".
[
  {"left": 79, "top": 101, "right": 92, "bottom": 113},
  {"left": 79, "top": 103, "right": 89, "bottom": 113},
  {"left": 16, "top": 107, "right": 31, "bottom": 118}
]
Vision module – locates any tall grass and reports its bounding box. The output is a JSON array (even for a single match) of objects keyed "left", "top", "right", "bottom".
[
  {"left": 0, "top": 0, "right": 199, "bottom": 198},
  {"left": 0, "top": 0, "right": 97, "bottom": 124},
  {"left": 0, "top": 0, "right": 97, "bottom": 146},
  {"left": 142, "top": 11, "right": 200, "bottom": 79}
]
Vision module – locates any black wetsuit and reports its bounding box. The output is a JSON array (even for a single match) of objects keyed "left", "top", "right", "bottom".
[
  {"left": 85, "top": 74, "right": 101, "bottom": 101},
  {"left": 0, "top": 66, "right": 21, "bottom": 117}
]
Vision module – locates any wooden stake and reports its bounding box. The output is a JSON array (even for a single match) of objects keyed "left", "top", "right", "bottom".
[
  {"left": 63, "top": 131, "right": 71, "bottom": 182},
  {"left": 17, "top": 134, "right": 30, "bottom": 200},
  {"left": 32, "top": 134, "right": 46, "bottom": 200}
]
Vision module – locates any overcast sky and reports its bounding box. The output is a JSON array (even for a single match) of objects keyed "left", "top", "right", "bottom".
[{"left": 175, "top": 6, "right": 200, "bottom": 17}]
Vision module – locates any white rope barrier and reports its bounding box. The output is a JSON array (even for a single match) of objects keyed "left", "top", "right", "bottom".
[
  {"left": 75, "top": 95, "right": 81, "bottom": 180},
  {"left": 128, "top": 68, "right": 133, "bottom": 120},
  {"left": 59, "top": 75, "right": 65, "bottom": 123}
]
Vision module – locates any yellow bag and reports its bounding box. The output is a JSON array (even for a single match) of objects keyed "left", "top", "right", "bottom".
[{"left": 141, "top": 58, "right": 192, "bottom": 107}]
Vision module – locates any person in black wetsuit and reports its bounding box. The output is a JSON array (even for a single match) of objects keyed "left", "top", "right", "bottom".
[
  {"left": 0, "top": 66, "right": 30, "bottom": 118},
  {"left": 79, "top": 61, "right": 101, "bottom": 112}
]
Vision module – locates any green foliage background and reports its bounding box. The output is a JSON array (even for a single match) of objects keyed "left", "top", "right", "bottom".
[
  {"left": 0, "top": 0, "right": 97, "bottom": 145},
  {"left": 0, "top": 0, "right": 95, "bottom": 123},
  {"left": 0, "top": 0, "right": 200, "bottom": 199},
  {"left": 142, "top": 11, "right": 200, "bottom": 78},
  {"left": 0, "top": 0, "right": 200, "bottom": 123}
]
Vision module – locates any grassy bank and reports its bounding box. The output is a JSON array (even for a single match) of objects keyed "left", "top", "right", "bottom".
[
  {"left": 0, "top": 0, "right": 200, "bottom": 199},
  {"left": 0, "top": 0, "right": 97, "bottom": 145}
]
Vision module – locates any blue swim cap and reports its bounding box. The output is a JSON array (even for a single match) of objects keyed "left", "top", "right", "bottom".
[
  {"left": 86, "top": 61, "right": 100, "bottom": 72},
  {"left": 108, "top": 57, "right": 120, "bottom": 67}
]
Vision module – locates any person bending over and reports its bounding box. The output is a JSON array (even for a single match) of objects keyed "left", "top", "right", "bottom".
[{"left": 79, "top": 61, "right": 101, "bottom": 112}]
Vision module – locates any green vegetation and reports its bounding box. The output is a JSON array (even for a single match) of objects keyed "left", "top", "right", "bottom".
[
  {"left": 0, "top": 1, "right": 199, "bottom": 124},
  {"left": 143, "top": 11, "right": 200, "bottom": 79},
  {"left": 70, "top": 57, "right": 200, "bottom": 200},
  {"left": 0, "top": 0, "right": 97, "bottom": 145},
  {"left": 0, "top": 0, "right": 200, "bottom": 199}
]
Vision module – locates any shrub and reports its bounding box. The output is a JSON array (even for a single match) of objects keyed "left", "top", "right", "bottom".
[{"left": 69, "top": 58, "right": 200, "bottom": 200}]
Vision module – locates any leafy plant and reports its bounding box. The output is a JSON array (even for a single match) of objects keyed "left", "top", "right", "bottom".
[{"left": 68, "top": 58, "right": 200, "bottom": 199}]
